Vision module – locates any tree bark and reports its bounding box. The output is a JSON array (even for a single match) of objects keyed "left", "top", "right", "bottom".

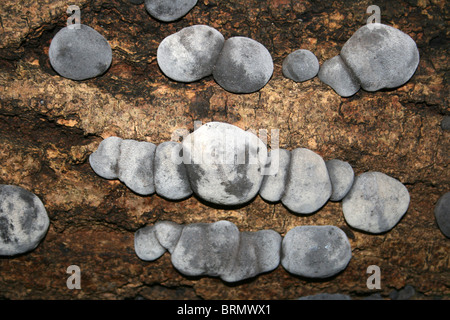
[{"left": 0, "top": 0, "right": 448, "bottom": 299}]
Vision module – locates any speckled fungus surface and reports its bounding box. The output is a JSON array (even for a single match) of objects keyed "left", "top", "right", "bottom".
[
  {"left": 325, "top": 159, "right": 355, "bottom": 202},
  {"left": 144, "top": 0, "right": 198, "bottom": 22},
  {"left": 282, "top": 49, "right": 320, "bottom": 82},
  {"left": 90, "top": 122, "right": 269, "bottom": 205},
  {"left": 318, "top": 55, "right": 360, "bottom": 97},
  {"left": 157, "top": 25, "right": 224, "bottom": 82},
  {"left": 281, "top": 148, "right": 332, "bottom": 214},
  {"left": 157, "top": 27, "right": 274, "bottom": 93},
  {"left": 212, "top": 36, "right": 274, "bottom": 93},
  {"left": 48, "top": 24, "right": 112, "bottom": 81},
  {"left": 135, "top": 221, "right": 353, "bottom": 281},
  {"left": 135, "top": 220, "right": 282, "bottom": 282},
  {"left": 89, "top": 121, "right": 410, "bottom": 226},
  {"left": 319, "top": 23, "right": 419, "bottom": 96},
  {"left": 0, "top": 185, "right": 50, "bottom": 256},
  {"left": 153, "top": 141, "right": 193, "bottom": 200},
  {"left": 434, "top": 192, "right": 450, "bottom": 238},
  {"left": 181, "top": 122, "right": 268, "bottom": 205},
  {"left": 342, "top": 172, "right": 410, "bottom": 234},
  {"left": 281, "top": 225, "right": 352, "bottom": 278},
  {"left": 89, "top": 137, "right": 157, "bottom": 196},
  {"left": 259, "top": 149, "right": 291, "bottom": 203}
]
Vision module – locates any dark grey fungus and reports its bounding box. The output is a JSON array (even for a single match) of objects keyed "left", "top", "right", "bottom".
[
  {"left": 441, "top": 116, "right": 450, "bottom": 131},
  {"left": 281, "top": 148, "right": 332, "bottom": 214},
  {"left": 434, "top": 192, "right": 450, "bottom": 238},
  {"left": 154, "top": 141, "right": 193, "bottom": 200},
  {"left": 298, "top": 293, "right": 352, "bottom": 300},
  {"left": 135, "top": 221, "right": 354, "bottom": 282}
]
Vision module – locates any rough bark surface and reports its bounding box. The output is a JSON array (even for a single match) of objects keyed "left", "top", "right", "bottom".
[{"left": 0, "top": 0, "right": 448, "bottom": 299}]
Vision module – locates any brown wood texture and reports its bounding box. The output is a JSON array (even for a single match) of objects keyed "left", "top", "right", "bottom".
[{"left": 0, "top": 0, "right": 448, "bottom": 299}]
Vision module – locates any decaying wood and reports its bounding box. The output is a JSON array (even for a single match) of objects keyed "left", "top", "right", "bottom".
[{"left": 0, "top": 0, "right": 448, "bottom": 299}]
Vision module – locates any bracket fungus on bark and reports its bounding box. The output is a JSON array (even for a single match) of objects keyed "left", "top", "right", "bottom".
[
  {"left": 181, "top": 122, "right": 268, "bottom": 206},
  {"left": 48, "top": 24, "right": 112, "bottom": 81},
  {"left": 154, "top": 141, "right": 193, "bottom": 200},
  {"left": 89, "top": 137, "right": 158, "bottom": 196},
  {"left": 325, "top": 159, "right": 355, "bottom": 202},
  {"left": 318, "top": 55, "right": 361, "bottom": 98},
  {"left": 135, "top": 221, "right": 353, "bottom": 282},
  {"left": 90, "top": 122, "right": 410, "bottom": 232},
  {"left": 282, "top": 49, "right": 320, "bottom": 83},
  {"left": 90, "top": 122, "right": 269, "bottom": 205},
  {"left": 157, "top": 25, "right": 225, "bottom": 82},
  {"left": 157, "top": 26, "right": 274, "bottom": 93},
  {"left": 434, "top": 192, "right": 450, "bottom": 238},
  {"left": 342, "top": 172, "right": 410, "bottom": 234},
  {"left": 318, "top": 23, "right": 420, "bottom": 96},
  {"left": 144, "top": 0, "right": 198, "bottom": 22},
  {"left": 281, "top": 148, "right": 332, "bottom": 214},
  {"left": 135, "top": 220, "right": 282, "bottom": 282},
  {"left": 212, "top": 36, "right": 274, "bottom": 93},
  {"left": 0, "top": 185, "right": 50, "bottom": 256},
  {"left": 281, "top": 225, "right": 352, "bottom": 278}
]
